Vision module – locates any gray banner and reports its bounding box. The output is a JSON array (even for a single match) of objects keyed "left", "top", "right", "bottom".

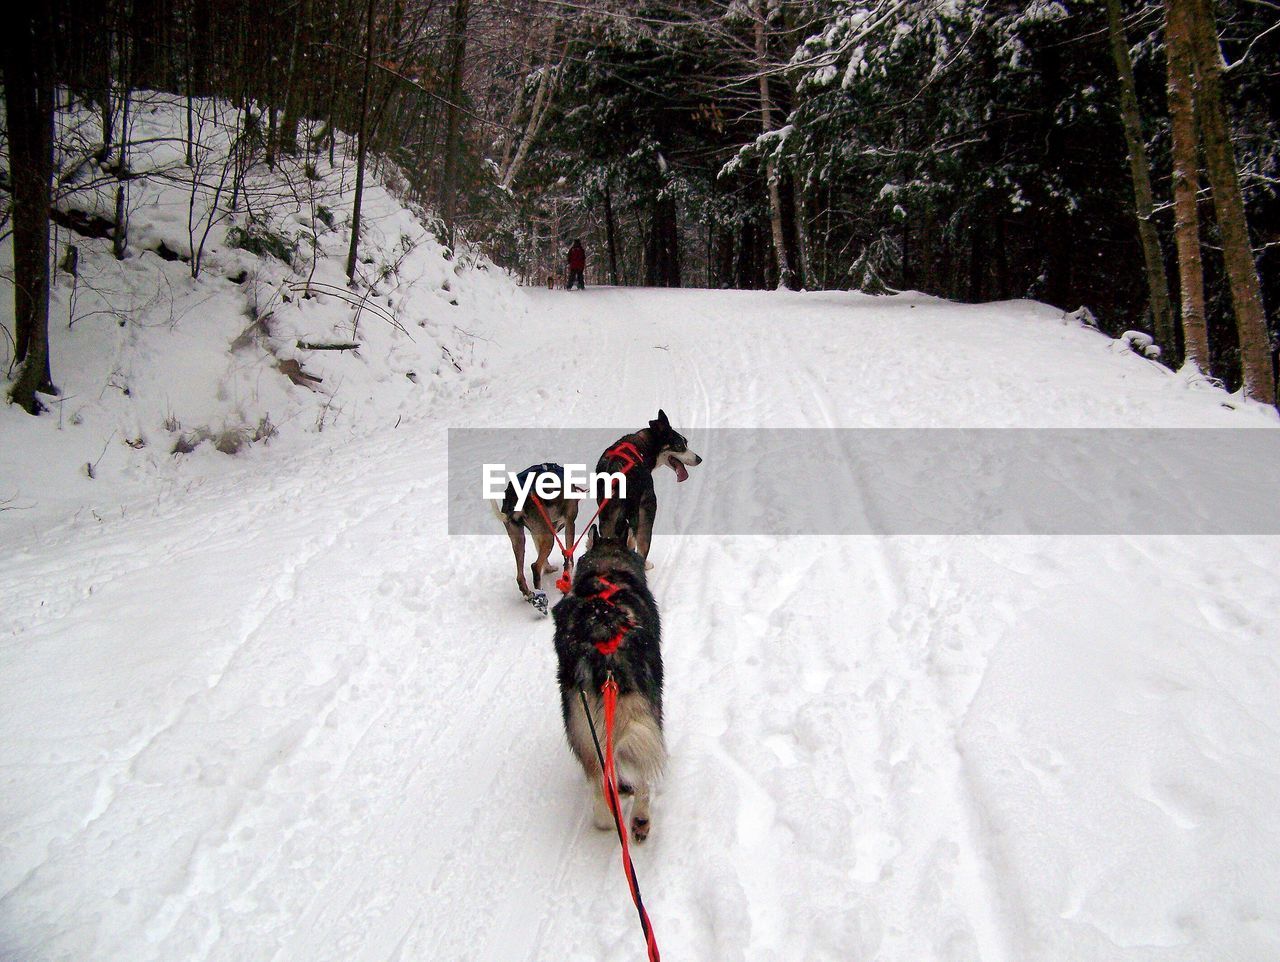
[{"left": 448, "top": 428, "right": 1280, "bottom": 535}]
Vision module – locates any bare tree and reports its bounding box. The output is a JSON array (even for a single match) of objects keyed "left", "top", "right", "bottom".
[
  {"left": 188, "top": 100, "right": 237, "bottom": 279},
  {"left": 500, "top": 21, "right": 562, "bottom": 192},
  {"left": 1164, "top": 0, "right": 1209, "bottom": 376},
  {"left": 603, "top": 178, "right": 620, "bottom": 285},
  {"left": 4, "top": 6, "right": 58, "bottom": 414},
  {"left": 1183, "top": 0, "right": 1276, "bottom": 404},
  {"left": 346, "top": 0, "right": 378, "bottom": 284},
  {"left": 277, "top": 0, "right": 313, "bottom": 157},
  {"left": 1105, "top": 0, "right": 1174, "bottom": 359},
  {"left": 439, "top": 0, "right": 471, "bottom": 247},
  {"left": 755, "top": 0, "right": 794, "bottom": 290}
]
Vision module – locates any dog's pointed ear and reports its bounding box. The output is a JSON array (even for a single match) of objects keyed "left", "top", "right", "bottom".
[
  {"left": 586, "top": 524, "right": 599, "bottom": 550},
  {"left": 650, "top": 409, "right": 670, "bottom": 432}
]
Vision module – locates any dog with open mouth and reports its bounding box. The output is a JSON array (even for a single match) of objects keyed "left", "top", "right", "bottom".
[{"left": 594, "top": 409, "right": 702, "bottom": 567}]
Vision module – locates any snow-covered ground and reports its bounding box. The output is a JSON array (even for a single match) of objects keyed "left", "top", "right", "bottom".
[
  {"left": 2, "top": 92, "right": 521, "bottom": 530},
  {"left": 3, "top": 277, "right": 1279, "bottom": 961}
]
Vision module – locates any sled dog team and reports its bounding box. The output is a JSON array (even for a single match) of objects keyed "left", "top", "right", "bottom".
[{"left": 493, "top": 410, "right": 702, "bottom": 842}]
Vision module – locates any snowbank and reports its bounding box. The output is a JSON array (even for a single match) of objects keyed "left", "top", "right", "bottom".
[{"left": 2, "top": 91, "right": 524, "bottom": 528}]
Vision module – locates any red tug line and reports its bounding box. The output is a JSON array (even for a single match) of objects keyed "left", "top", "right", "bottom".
[
  {"left": 527, "top": 441, "right": 643, "bottom": 593},
  {"left": 578, "top": 675, "right": 661, "bottom": 962},
  {"left": 533, "top": 442, "right": 660, "bottom": 960}
]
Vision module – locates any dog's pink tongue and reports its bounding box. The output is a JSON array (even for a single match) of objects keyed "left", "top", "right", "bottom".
[{"left": 675, "top": 461, "right": 689, "bottom": 482}]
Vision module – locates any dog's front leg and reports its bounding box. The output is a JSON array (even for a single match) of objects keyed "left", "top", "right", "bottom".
[{"left": 562, "top": 508, "right": 577, "bottom": 578}]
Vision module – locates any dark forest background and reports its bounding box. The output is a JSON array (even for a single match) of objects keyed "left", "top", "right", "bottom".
[{"left": 3, "top": 0, "right": 1279, "bottom": 408}]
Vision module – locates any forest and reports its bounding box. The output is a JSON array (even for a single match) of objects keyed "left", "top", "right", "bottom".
[
  {"left": 3, "top": 0, "right": 1279, "bottom": 410},
  {"left": 4, "top": 5, "right": 1280, "bottom": 958}
]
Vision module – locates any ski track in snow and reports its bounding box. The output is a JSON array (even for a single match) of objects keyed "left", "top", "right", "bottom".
[{"left": 3, "top": 287, "right": 1280, "bottom": 961}]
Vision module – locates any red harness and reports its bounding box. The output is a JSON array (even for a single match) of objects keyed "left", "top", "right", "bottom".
[
  {"left": 589, "top": 576, "right": 633, "bottom": 655},
  {"left": 529, "top": 441, "right": 647, "bottom": 593}
]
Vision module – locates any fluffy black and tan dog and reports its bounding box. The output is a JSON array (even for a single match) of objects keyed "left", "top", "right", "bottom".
[
  {"left": 492, "top": 462, "right": 578, "bottom": 613},
  {"left": 553, "top": 526, "right": 665, "bottom": 842},
  {"left": 595, "top": 409, "right": 702, "bottom": 566}
]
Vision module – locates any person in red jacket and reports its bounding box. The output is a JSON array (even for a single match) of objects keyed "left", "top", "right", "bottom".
[{"left": 566, "top": 239, "right": 586, "bottom": 290}]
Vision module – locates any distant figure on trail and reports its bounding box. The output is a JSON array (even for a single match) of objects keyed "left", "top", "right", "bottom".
[{"left": 566, "top": 239, "right": 586, "bottom": 290}]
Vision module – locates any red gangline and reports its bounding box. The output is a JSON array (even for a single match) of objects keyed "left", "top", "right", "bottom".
[
  {"left": 602, "top": 677, "right": 661, "bottom": 962},
  {"left": 527, "top": 442, "right": 645, "bottom": 593}
]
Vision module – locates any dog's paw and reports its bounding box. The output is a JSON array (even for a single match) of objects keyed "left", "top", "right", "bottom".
[
  {"left": 631, "top": 816, "right": 650, "bottom": 843},
  {"left": 527, "top": 591, "right": 549, "bottom": 616}
]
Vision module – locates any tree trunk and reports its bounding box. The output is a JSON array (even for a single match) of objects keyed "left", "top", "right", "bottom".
[
  {"left": 755, "top": 0, "right": 794, "bottom": 290},
  {"left": 1165, "top": 0, "right": 1209, "bottom": 376},
  {"left": 230, "top": 96, "right": 247, "bottom": 212},
  {"left": 920, "top": 202, "right": 936, "bottom": 294},
  {"left": 113, "top": 85, "right": 130, "bottom": 259},
  {"left": 736, "top": 220, "right": 758, "bottom": 289},
  {"left": 439, "top": 0, "right": 470, "bottom": 248},
  {"left": 792, "top": 175, "right": 811, "bottom": 289},
  {"left": 99, "top": 21, "right": 113, "bottom": 165},
  {"left": 969, "top": 210, "right": 985, "bottom": 302},
  {"left": 131, "top": 0, "right": 167, "bottom": 89},
  {"left": 1105, "top": 0, "right": 1175, "bottom": 360},
  {"left": 277, "top": 0, "right": 310, "bottom": 156},
  {"left": 266, "top": 102, "right": 277, "bottom": 169},
  {"left": 644, "top": 193, "right": 681, "bottom": 287},
  {"left": 549, "top": 200, "right": 561, "bottom": 285},
  {"left": 666, "top": 196, "right": 681, "bottom": 287},
  {"left": 603, "top": 180, "right": 620, "bottom": 286},
  {"left": 185, "top": 1, "right": 195, "bottom": 168},
  {"left": 497, "top": 89, "right": 524, "bottom": 177},
  {"left": 903, "top": 218, "right": 914, "bottom": 291},
  {"left": 1185, "top": 0, "right": 1275, "bottom": 404},
  {"left": 501, "top": 27, "right": 562, "bottom": 192},
  {"left": 644, "top": 197, "right": 660, "bottom": 286},
  {"left": 4, "top": 6, "right": 58, "bottom": 413},
  {"left": 345, "top": 0, "right": 377, "bottom": 284},
  {"left": 995, "top": 215, "right": 1010, "bottom": 300}
]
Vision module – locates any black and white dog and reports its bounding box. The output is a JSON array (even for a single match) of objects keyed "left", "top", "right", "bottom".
[
  {"left": 595, "top": 409, "right": 702, "bottom": 566},
  {"left": 553, "top": 526, "right": 665, "bottom": 842},
  {"left": 492, "top": 462, "right": 578, "bottom": 614}
]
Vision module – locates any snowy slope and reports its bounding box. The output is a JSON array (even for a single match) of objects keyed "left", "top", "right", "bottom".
[
  {"left": 2, "top": 92, "right": 522, "bottom": 530},
  {"left": 2, "top": 285, "right": 1279, "bottom": 962}
]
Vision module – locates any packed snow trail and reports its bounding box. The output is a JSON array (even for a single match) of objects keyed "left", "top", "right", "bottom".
[{"left": 2, "top": 288, "right": 1279, "bottom": 961}]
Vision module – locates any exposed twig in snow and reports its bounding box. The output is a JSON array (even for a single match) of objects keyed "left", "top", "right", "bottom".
[
  {"left": 86, "top": 430, "right": 119, "bottom": 480},
  {"left": 296, "top": 341, "right": 361, "bottom": 351},
  {"left": 0, "top": 490, "right": 32, "bottom": 512},
  {"left": 289, "top": 281, "right": 413, "bottom": 340}
]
